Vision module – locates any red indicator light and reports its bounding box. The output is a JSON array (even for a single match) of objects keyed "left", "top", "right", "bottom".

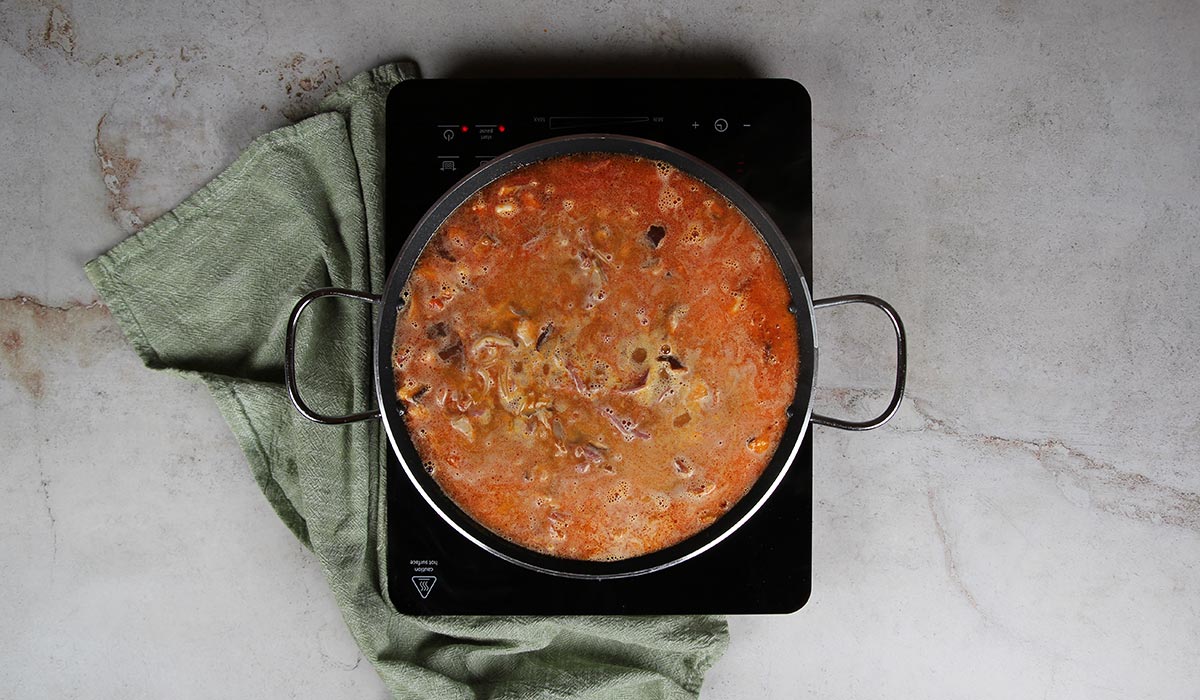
[
  {"left": 498, "top": 124, "right": 506, "bottom": 133},
  {"left": 460, "top": 125, "right": 468, "bottom": 133}
]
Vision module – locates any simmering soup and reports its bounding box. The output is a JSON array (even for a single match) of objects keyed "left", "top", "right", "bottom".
[{"left": 392, "top": 152, "right": 798, "bottom": 561}]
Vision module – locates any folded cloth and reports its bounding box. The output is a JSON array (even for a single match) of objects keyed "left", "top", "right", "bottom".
[{"left": 84, "top": 62, "right": 728, "bottom": 699}]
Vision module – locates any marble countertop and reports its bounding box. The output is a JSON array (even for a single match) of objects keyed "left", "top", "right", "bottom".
[{"left": 2, "top": 1, "right": 1197, "bottom": 697}]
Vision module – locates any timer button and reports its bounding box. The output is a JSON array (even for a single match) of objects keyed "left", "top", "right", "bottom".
[{"left": 713, "top": 118, "right": 729, "bottom": 133}]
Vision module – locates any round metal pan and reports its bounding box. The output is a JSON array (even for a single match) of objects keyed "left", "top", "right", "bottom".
[{"left": 284, "top": 134, "right": 906, "bottom": 580}]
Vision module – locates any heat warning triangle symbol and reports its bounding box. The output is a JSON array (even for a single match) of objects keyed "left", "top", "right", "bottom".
[{"left": 412, "top": 576, "right": 437, "bottom": 599}]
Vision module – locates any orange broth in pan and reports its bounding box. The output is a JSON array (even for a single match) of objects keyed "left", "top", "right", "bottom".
[{"left": 392, "top": 152, "right": 798, "bottom": 561}]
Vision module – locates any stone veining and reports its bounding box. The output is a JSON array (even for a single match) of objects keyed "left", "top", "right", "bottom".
[
  {"left": 823, "top": 388, "right": 1200, "bottom": 533},
  {"left": 903, "top": 395, "right": 1200, "bottom": 533},
  {"left": 273, "top": 53, "right": 343, "bottom": 122},
  {"left": 0, "top": 295, "right": 110, "bottom": 401},
  {"left": 93, "top": 114, "right": 145, "bottom": 232},
  {"left": 38, "top": 465, "right": 57, "bottom": 562},
  {"left": 40, "top": 3, "right": 76, "bottom": 59},
  {"left": 823, "top": 388, "right": 1197, "bottom": 636},
  {"left": 926, "top": 487, "right": 989, "bottom": 622},
  {"left": 813, "top": 119, "right": 893, "bottom": 151}
]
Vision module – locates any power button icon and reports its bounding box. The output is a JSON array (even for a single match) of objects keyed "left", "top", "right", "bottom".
[{"left": 713, "top": 118, "right": 728, "bottom": 133}]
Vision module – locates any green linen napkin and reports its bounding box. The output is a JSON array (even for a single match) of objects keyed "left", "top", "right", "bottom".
[{"left": 84, "top": 62, "right": 728, "bottom": 699}]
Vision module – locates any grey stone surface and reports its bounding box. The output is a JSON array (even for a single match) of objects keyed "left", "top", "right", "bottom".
[{"left": 1, "top": 0, "right": 1197, "bottom": 697}]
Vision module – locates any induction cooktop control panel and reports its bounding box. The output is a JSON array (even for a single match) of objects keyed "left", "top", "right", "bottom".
[{"left": 387, "top": 79, "right": 810, "bottom": 277}]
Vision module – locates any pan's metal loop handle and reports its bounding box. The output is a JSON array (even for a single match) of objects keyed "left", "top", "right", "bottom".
[
  {"left": 810, "top": 294, "right": 907, "bottom": 431},
  {"left": 284, "top": 287, "right": 382, "bottom": 425}
]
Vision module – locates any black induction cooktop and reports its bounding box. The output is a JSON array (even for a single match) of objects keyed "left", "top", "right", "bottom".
[{"left": 383, "top": 78, "right": 812, "bottom": 614}]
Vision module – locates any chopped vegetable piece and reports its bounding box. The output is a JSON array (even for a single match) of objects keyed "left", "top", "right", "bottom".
[
  {"left": 536, "top": 322, "right": 554, "bottom": 350},
  {"left": 437, "top": 341, "right": 464, "bottom": 366},
  {"left": 657, "top": 354, "right": 686, "bottom": 371}
]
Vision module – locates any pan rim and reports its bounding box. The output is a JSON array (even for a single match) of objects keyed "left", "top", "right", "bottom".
[{"left": 375, "top": 133, "right": 817, "bottom": 579}]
